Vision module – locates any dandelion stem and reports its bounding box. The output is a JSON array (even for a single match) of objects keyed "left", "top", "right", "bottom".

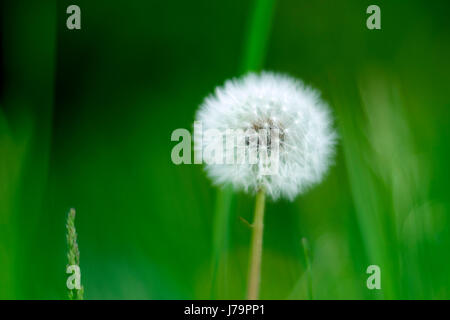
[{"left": 247, "top": 188, "right": 266, "bottom": 300}]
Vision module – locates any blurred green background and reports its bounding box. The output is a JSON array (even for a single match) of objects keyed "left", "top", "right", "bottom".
[{"left": 1, "top": 0, "right": 449, "bottom": 299}]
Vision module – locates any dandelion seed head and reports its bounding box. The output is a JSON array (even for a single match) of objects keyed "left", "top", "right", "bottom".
[{"left": 195, "top": 72, "right": 337, "bottom": 200}]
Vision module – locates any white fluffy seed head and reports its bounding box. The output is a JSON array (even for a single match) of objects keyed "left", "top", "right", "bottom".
[{"left": 194, "top": 72, "right": 337, "bottom": 201}]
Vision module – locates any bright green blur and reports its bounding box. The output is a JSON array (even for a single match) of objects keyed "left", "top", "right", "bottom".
[{"left": 0, "top": 0, "right": 449, "bottom": 299}]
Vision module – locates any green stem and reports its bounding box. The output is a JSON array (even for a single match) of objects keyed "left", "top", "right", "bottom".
[
  {"left": 210, "top": 0, "right": 275, "bottom": 299},
  {"left": 247, "top": 188, "right": 266, "bottom": 300},
  {"left": 66, "top": 208, "right": 84, "bottom": 300},
  {"left": 302, "top": 237, "right": 313, "bottom": 300},
  {"left": 240, "top": 0, "right": 276, "bottom": 73}
]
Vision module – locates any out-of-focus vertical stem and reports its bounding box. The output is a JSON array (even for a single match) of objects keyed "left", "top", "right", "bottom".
[
  {"left": 240, "top": 0, "right": 276, "bottom": 73},
  {"left": 210, "top": 0, "right": 275, "bottom": 299},
  {"left": 1, "top": 1, "right": 57, "bottom": 298},
  {"left": 302, "top": 237, "right": 313, "bottom": 300}
]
